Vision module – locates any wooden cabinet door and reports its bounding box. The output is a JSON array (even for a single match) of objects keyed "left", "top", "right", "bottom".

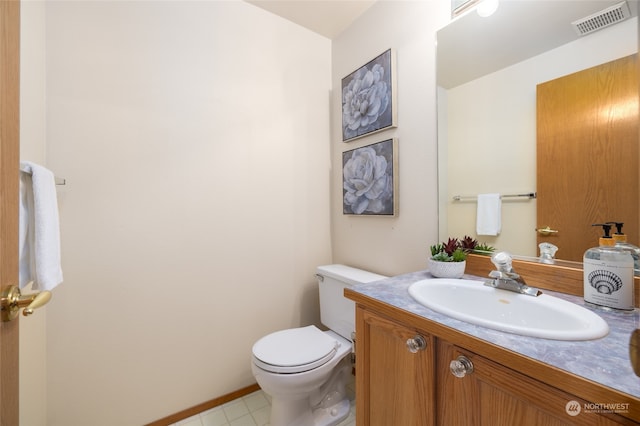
[
  {"left": 536, "top": 55, "right": 639, "bottom": 261},
  {"left": 355, "top": 307, "right": 435, "bottom": 426},
  {"left": 437, "top": 340, "right": 626, "bottom": 425}
]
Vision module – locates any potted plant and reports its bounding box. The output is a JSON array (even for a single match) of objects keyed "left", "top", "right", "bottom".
[{"left": 428, "top": 236, "right": 494, "bottom": 278}]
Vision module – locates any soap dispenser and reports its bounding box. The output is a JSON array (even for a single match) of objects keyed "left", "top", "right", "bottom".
[
  {"left": 583, "top": 223, "right": 634, "bottom": 311},
  {"left": 608, "top": 221, "right": 640, "bottom": 276}
]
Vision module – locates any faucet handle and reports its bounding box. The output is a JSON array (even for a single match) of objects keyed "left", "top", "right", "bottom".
[
  {"left": 488, "top": 270, "right": 503, "bottom": 279},
  {"left": 491, "top": 252, "right": 513, "bottom": 272},
  {"left": 538, "top": 242, "right": 558, "bottom": 263}
]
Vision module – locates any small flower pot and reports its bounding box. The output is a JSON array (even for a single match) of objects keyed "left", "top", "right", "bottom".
[{"left": 428, "top": 259, "right": 466, "bottom": 279}]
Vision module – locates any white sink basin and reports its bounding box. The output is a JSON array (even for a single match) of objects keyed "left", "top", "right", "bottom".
[{"left": 408, "top": 279, "right": 609, "bottom": 340}]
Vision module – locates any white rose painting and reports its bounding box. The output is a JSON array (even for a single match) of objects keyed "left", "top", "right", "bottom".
[
  {"left": 341, "top": 49, "right": 396, "bottom": 141},
  {"left": 342, "top": 139, "right": 397, "bottom": 216}
]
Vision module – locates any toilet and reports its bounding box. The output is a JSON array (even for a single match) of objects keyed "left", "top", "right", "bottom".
[{"left": 251, "top": 264, "right": 386, "bottom": 426}]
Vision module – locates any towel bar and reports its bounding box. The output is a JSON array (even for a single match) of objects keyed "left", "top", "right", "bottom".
[{"left": 453, "top": 192, "right": 536, "bottom": 201}]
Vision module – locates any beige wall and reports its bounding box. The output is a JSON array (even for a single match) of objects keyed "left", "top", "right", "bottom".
[
  {"left": 331, "top": 1, "right": 449, "bottom": 277},
  {"left": 18, "top": 0, "right": 450, "bottom": 424},
  {"left": 42, "top": 1, "right": 331, "bottom": 424},
  {"left": 443, "top": 17, "right": 638, "bottom": 257}
]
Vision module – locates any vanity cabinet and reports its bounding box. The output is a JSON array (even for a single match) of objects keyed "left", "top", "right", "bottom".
[
  {"left": 437, "top": 340, "right": 624, "bottom": 425},
  {"left": 353, "top": 304, "right": 637, "bottom": 426},
  {"left": 355, "top": 308, "right": 435, "bottom": 426}
]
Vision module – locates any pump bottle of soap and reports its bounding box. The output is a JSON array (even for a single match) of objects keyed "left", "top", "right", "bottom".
[
  {"left": 608, "top": 221, "right": 640, "bottom": 276},
  {"left": 583, "top": 223, "right": 634, "bottom": 311}
]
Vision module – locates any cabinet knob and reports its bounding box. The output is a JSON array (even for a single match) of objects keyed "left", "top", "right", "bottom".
[
  {"left": 406, "top": 335, "right": 427, "bottom": 353},
  {"left": 450, "top": 355, "right": 474, "bottom": 377}
]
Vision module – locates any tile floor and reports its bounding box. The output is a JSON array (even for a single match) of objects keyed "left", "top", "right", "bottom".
[{"left": 171, "top": 377, "right": 356, "bottom": 426}]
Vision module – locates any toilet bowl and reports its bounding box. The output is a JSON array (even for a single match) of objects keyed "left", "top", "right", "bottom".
[
  {"left": 252, "top": 327, "right": 352, "bottom": 426},
  {"left": 251, "top": 265, "right": 386, "bottom": 426}
]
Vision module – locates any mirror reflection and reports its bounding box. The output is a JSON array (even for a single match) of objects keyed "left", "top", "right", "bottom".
[{"left": 437, "top": 0, "right": 639, "bottom": 262}]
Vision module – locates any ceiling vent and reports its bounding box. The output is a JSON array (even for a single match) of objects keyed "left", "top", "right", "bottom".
[{"left": 571, "top": 1, "right": 631, "bottom": 36}]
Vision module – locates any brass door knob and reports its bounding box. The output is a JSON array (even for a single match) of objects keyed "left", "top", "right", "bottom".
[
  {"left": 1, "top": 285, "right": 52, "bottom": 322},
  {"left": 536, "top": 226, "right": 559, "bottom": 236}
]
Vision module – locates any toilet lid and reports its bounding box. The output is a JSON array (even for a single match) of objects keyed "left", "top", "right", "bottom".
[{"left": 252, "top": 325, "right": 339, "bottom": 373}]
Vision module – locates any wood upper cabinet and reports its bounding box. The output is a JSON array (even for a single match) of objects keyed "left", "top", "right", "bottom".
[
  {"left": 355, "top": 307, "right": 435, "bottom": 426},
  {"left": 355, "top": 306, "right": 636, "bottom": 426}
]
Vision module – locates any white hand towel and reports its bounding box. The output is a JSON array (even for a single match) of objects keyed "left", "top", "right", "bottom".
[
  {"left": 476, "top": 193, "right": 501, "bottom": 236},
  {"left": 19, "top": 161, "right": 63, "bottom": 291}
]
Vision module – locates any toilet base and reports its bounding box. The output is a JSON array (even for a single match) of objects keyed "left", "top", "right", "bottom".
[
  {"left": 270, "top": 396, "right": 350, "bottom": 426},
  {"left": 312, "top": 398, "right": 350, "bottom": 426},
  {"left": 267, "top": 357, "right": 352, "bottom": 426}
]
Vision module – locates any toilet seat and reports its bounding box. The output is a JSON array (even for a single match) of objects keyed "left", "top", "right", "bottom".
[{"left": 252, "top": 325, "right": 339, "bottom": 374}]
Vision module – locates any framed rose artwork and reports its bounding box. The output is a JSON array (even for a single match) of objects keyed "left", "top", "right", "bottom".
[
  {"left": 342, "top": 139, "right": 398, "bottom": 216},
  {"left": 341, "top": 49, "right": 397, "bottom": 142}
]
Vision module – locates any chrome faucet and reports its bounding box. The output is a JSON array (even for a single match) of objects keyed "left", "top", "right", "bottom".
[{"left": 485, "top": 252, "right": 542, "bottom": 297}]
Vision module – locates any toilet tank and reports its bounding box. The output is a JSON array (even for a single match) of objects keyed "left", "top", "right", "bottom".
[{"left": 316, "top": 264, "right": 387, "bottom": 341}]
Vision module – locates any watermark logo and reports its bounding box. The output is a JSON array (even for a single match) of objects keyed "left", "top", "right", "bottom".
[
  {"left": 565, "top": 400, "right": 630, "bottom": 416},
  {"left": 565, "top": 400, "right": 581, "bottom": 416},
  {"left": 584, "top": 402, "right": 630, "bottom": 414}
]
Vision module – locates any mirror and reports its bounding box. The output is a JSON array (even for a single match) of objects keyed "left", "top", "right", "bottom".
[{"left": 437, "top": 0, "right": 639, "bottom": 261}]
